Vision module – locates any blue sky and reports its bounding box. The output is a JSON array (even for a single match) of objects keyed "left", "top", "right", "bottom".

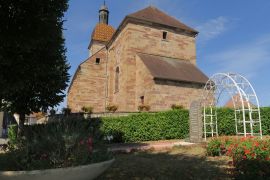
[{"left": 60, "top": 0, "right": 270, "bottom": 109}]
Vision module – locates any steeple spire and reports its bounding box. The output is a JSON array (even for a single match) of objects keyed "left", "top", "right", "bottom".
[{"left": 99, "top": 1, "right": 109, "bottom": 24}]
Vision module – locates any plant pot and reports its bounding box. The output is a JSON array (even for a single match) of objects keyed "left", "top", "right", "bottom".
[{"left": 0, "top": 158, "right": 114, "bottom": 180}]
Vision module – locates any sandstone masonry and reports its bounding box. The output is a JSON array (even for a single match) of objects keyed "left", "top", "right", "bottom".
[{"left": 68, "top": 6, "right": 208, "bottom": 113}]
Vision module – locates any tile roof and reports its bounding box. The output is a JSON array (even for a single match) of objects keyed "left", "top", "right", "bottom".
[
  {"left": 225, "top": 94, "right": 255, "bottom": 108},
  {"left": 91, "top": 23, "right": 115, "bottom": 42},
  {"left": 138, "top": 53, "right": 208, "bottom": 84},
  {"left": 127, "top": 6, "right": 198, "bottom": 34}
]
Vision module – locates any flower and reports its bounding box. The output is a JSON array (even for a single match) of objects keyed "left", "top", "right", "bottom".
[
  {"left": 254, "top": 141, "right": 259, "bottom": 147},
  {"left": 87, "top": 137, "right": 93, "bottom": 153},
  {"left": 87, "top": 137, "right": 93, "bottom": 145},
  {"left": 79, "top": 140, "right": 84, "bottom": 145},
  {"left": 244, "top": 149, "right": 251, "bottom": 155},
  {"left": 40, "top": 153, "right": 48, "bottom": 160}
]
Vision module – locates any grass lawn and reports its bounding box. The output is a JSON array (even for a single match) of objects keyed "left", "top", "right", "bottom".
[{"left": 97, "top": 145, "right": 234, "bottom": 179}]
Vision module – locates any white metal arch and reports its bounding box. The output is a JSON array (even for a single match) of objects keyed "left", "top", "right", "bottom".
[{"left": 201, "top": 73, "right": 262, "bottom": 140}]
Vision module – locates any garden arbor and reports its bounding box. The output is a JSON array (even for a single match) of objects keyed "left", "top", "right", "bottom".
[{"left": 201, "top": 73, "right": 262, "bottom": 140}]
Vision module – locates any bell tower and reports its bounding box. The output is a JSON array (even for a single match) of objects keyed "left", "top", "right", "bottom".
[{"left": 99, "top": 1, "right": 109, "bottom": 24}]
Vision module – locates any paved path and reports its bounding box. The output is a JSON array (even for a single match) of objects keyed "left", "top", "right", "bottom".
[{"left": 108, "top": 139, "right": 195, "bottom": 152}]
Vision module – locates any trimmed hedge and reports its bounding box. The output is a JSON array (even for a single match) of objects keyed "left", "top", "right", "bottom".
[
  {"left": 216, "top": 107, "right": 270, "bottom": 136},
  {"left": 100, "top": 107, "right": 270, "bottom": 143},
  {"left": 260, "top": 107, "right": 270, "bottom": 135},
  {"left": 100, "top": 110, "right": 189, "bottom": 143}
]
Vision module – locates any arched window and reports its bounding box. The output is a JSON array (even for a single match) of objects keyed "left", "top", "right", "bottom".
[{"left": 115, "top": 67, "right": 119, "bottom": 92}]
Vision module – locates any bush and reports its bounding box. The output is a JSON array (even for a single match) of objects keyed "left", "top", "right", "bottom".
[
  {"left": 206, "top": 138, "right": 222, "bottom": 156},
  {"left": 106, "top": 104, "right": 118, "bottom": 113},
  {"left": 81, "top": 106, "right": 93, "bottom": 114},
  {"left": 171, "top": 104, "right": 184, "bottom": 110},
  {"left": 1, "top": 117, "right": 111, "bottom": 171},
  {"left": 260, "top": 107, "right": 270, "bottom": 135},
  {"left": 62, "top": 107, "right": 71, "bottom": 115},
  {"left": 207, "top": 137, "right": 270, "bottom": 179},
  {"left": 100, "top": 110, "right": 189, "bottom": 143},
  {"left": 7, "top": 124, "right": 18, "bottom": 150},
  {"left": 138, "top": 105, "right": 150, "bottom": 112},
  {"left": 206, "top": 107, "right": 270, "bottom": 136},
  {"left": 216, "top": 108, "right": 236, "bottom": 135}
]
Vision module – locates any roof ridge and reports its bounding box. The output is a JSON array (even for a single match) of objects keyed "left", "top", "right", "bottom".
[{"left": 127, "top": 6, "right": 198, "bottom": 34}]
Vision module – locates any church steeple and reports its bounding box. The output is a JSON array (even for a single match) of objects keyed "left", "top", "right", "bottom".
[{"left": 99, "top": 1, "right": 109, "bottom": 24}]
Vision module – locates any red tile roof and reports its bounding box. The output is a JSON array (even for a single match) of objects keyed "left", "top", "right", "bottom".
[
  {"left": 138, "top": 53, "right": 208, "bottom": 84},
  {"left": 91, "top": 23, "right": 115, "bottom": 42},
  {"left": 225, "top": 94, "right": 255, "bottom": 108}
]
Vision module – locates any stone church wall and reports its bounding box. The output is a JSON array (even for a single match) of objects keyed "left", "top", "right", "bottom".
[
  {"left": 148, "top": 80, "right": 205, "bottom": 111},
  {"left": 107, "top": 23, "right": 198, "bottom": 112},
  {"left": 67, "top": 48, "right": 107, "bottom": 112}
]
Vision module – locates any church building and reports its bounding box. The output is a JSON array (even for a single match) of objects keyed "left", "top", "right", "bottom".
[{"left": 67, "top": 4, "right": 208, "bottom": 112}]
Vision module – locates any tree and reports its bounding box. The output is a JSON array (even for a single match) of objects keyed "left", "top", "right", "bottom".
[{"left": 0, "top": 0, "right": 70, "bottom": 134}]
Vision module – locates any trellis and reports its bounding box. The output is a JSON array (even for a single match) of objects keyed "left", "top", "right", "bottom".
[{"left": 201, "top": 73, "right": 262, "bottom": 140}]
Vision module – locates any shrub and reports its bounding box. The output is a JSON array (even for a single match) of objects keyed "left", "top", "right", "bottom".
[
  {"left": 100, "top": 110, "right": 189, "bottom": 143},
  {"left": 81, "top": 106, "right": 93, "bottom": 114},
  {"left": 207, "top": 137, "right": 270, "bottom": 179},
  {"left": 171, "top": 104, "right": 184, "bottom": 110},
  {"left": 260, "top": 107, "right": 270, "bottom": 135},
  {"left": 7, "top": 124, "right": 18, "bottom": 150},
  {"left": 206, "top": 138, "right": 222, "bottom": 156},
  {"left": 138, "top": 105, "right": 150, "bottom": 112},
  {"left": 205, "top": 107, "right": 270, "bottom": 137},
  {"left": 62, "top": 107, "right": 71, "bottom": 115},
  {"left": 49, "top": 109, "right": 56, "bottom": 115},
  {"left": 106, "top": 104, "right": 118, "bottom": 113},
  {"left": 215, "top": 108, "right": 235, "bottom": 135},
  {"left": 1, "top": 117, "right": 111, "bottom": 171}
]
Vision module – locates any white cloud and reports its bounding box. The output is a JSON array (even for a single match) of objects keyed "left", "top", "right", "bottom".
[
  {"left": 196, "top": 16, "right": 229, "bottom": 43},
  {"left": 206, "top": 34, "right": 270, "bottom": 79}
]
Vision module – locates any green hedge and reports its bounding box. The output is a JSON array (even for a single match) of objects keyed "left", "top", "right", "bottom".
[
  {"left": 260, "top": 107, "right": 270, "bottom": 135},
  {"left": 100, "top": 107, "right": 270, "bottom": 143},
  {"left": 100, "top": 110, "right": 189, "bottom": 143},
  {"left": 216, "top": 107, "right": 270, "bottom": 136}
]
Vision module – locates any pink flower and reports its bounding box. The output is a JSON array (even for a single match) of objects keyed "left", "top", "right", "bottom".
[
  {"left": 79, "top": 140, "right": 84, "bottom": 145},
  {"left": 40, "top": 153, "right": 48, "bottom": 160}
]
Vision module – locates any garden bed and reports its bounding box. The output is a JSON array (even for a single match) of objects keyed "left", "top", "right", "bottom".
[
  {"left": 207, "top": 136, "right": 270, "bottom": 179},
  {"left": 0, "top": 117, "right": 114, "bottom": 180}
]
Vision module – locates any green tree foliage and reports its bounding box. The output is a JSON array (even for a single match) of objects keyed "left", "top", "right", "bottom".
[{"left": 0, "top": 0, "right": 70, "bottom": 132}]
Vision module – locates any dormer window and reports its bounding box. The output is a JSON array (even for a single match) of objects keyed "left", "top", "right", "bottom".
[
  {"left": 95, "top": 58, "right": 100, "bottom": 64},
  {"left": 162, "top": 31, "right": 167, "bottom": 40}
]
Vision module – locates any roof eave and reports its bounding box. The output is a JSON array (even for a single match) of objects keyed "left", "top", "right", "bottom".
[
  {"left": 88, "top": 39, "right": 107, "bottom": 50},
  {"left": 153, "top": 77, "right": 206, "bottom": 85}
]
